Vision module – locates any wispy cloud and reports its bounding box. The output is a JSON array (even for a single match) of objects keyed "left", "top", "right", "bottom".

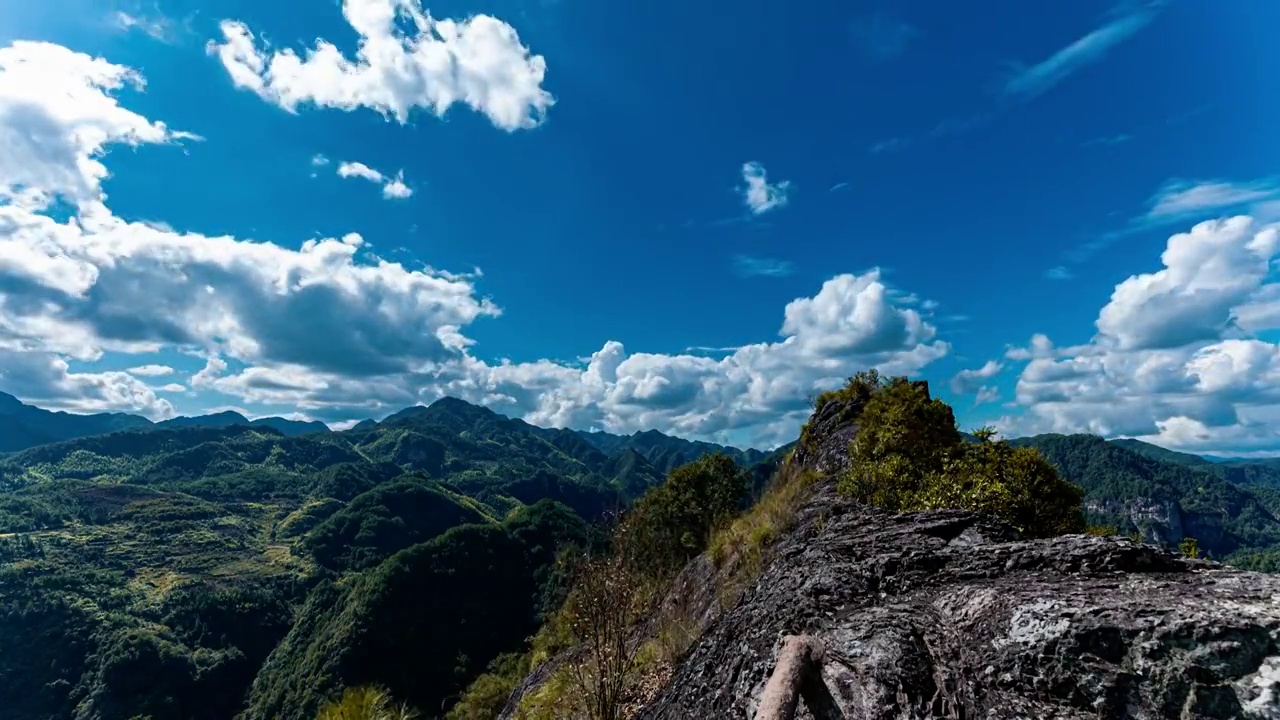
[
  {"left": 1002, "top": 1, "right": 1165, "bottom": 100},
  {"left": 1081, "top": 133, "right": 1133, "bottom": 148},
  {"left": 1051, "top": 176, "right": 1280, "bottom": 273},
  {"left": 869, "top": 137, "right": 911, "bottom": 154},
  {"left": 732, "top": 255, "right": 796, "bottom": 278},
  {"left": 335, "top": 161, "right": 415, "bottom": 200},
  {"left": 740, "top": 162, "right": 792, "bottom": 215},
  {"left": 110, "top": 9, "right": 178, "bottom": 43},
  {"left": 1145, "top": 179, "right": 1280, "bottom": 221},
  {"left": 868, "top": 3, "right": 1164, "bottom": 156},
  {"left": 1045, "top": 266, "right": 1074, "bottom": 281},
  {"left": 974, "top": 386, "right": 1001, "bottom": 406},
  {"left": 850, "top": 11, "right": 919, "bottom": 62},
  {"left": 829, "top": 182, "right": 850, "bottom": 193}
]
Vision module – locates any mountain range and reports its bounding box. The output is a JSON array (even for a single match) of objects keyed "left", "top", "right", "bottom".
[{"left": 1, "top": 391, "right": 1279, "bottom": 719}]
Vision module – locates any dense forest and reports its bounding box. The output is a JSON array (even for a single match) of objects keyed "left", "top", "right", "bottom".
[{"left": 1, "top": 388, "right": 1279, "bottom": 718}]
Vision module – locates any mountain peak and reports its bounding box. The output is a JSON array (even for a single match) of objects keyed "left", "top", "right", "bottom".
[{"left": 0, "top": 391, "right": 23, "bottom": 413}]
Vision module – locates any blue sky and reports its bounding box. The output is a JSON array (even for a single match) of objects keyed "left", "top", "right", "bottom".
[{"left": 2, "top": 0, "right": 1279, "bottom": 453}]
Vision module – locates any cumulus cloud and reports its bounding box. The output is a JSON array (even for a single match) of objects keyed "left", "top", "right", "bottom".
[
  {"left": 335, "top": 161, "right": 414, "bottom": 199},
  {"left": 0, "top": 350, "right": 174, "bottom": 418},
  {"left": 202, "top": 270, "right": 949, "bottom": 446},
  {"left": 1096, "top": 217, "right": 1278, "bottom": 350},
  {"left": 381, "top": 171, "right": 413, "bottom": 199},
  {"left": 207, "top": 0, "right": 553, "bottom": 131},
  {"left": 740, "top": 162, "right": 792, "bottom": 215},
  {"left": 0, "top": 41, "right": 198, "bottom": 208},
  {"left": 950, "top": 360, "right": 1003, "bottom": 394},
  {"left": 0, "top": 42, "right": 491, "bottom": 411},
  {"left": 337, "top": 161, "right": 383, "bottom": 183},
  {"left": 1000, "top": 215, "right": 1280, "bottom": 454},
  {"left": 0, "top": 39, "right": 947, "bottom": 445}
]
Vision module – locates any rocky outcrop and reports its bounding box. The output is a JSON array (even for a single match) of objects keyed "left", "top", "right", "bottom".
[
  {"left": 637, "top": 480, "right": 1280, "bottom": 718},
  {"left": 639, "top": 392, "right": 1280, "bottom": 719},
  {"left": 508, "top": 389, "right": 1280, "bottom": 719}
]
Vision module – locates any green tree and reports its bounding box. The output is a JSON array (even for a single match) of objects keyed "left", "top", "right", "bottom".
[
  {"left": 621, "top": 453, "right": 749, "bottom": 578},
  {"left": 836, "top": 376, "right": 1085, "bottom": 538}
]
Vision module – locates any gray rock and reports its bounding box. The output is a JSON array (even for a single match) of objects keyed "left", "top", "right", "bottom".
[{"left": 638, "top": 480, "right": 1280, "bottom": 719}]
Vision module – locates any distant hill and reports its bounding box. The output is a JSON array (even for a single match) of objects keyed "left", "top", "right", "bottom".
[
  {"left": 0, "top": 392, "right": 328, "bottom": 455},
  {"left": 575, "top": 427, "right": 769, "bottom": 475},
  {"left": 1109, "top": 438, "right": 1218, "bottom": 468},
  {"left": 1013, "top": 433, "right": 1280, "bottom": 561},
  {"left": 0, "top": 391, "right": 151, "bottom": 452}
]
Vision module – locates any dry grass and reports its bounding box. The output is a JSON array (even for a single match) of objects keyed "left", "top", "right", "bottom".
[{"left": 708, "top": 459, "right": 817, "bottom": 588}]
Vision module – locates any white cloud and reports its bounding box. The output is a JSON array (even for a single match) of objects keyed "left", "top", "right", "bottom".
[
  {"left": 0, "top": 350, "right": 174, "bottom": 418},
  {"left": 337, "top": 161, "right": 384, "bottom": 183},
  {"left": 1003, "top": 2, "right": 1163, "bottom": 100},
  {"left": 740, "top": 162, "right": 792, "bottom": 215},
  {"left": 336, "top": 161, "right": 413, "bottom": 199},
  {"left": 1146, "top": 179, "right": 1280, "bottom": 221},
  {"left": 127, "top": 364, "right": 175, "bottom": 377},
  {"left": 158, "top": 383, "right": 187, "bottom": 393},
  {"left": 207, "top": 0, "right": 553, "bottom": 131},
  {"left": 0, "top": 41, "right": 198, "bottom": 209},
  {"left": 0, "top": 40, "right": 947, "bottom": 446},
  {"left": 110, "top": 11, "right": 176, "bottom": 43},
  {"left": 200, "top": 270, "right": 949, "bottom": 446},
  {"left": 311, "top": 154, "right": 330, "bottom": 167},
  {"left": 950, "top": 360, "right": 1003, "bottom": 394},
  {"left": 974, "top": 386, "right": 1000, "bottom": 406},
  {"left": 1000, "top": 215, "right": 1280, "bottom": 454},
  {"left": 1096, "top": 216, "right": 1278, "bottom": 350},
  {"left": 381, "top": 172, "right": 413, "bottom": 199}
]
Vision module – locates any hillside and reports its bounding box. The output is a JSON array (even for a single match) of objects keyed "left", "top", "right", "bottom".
[
  {"left": 1013, "top": 434, "right": 1280, "bottom": 564},
  {"left": 0, "top": 395, "right": 758, "bottom": 720}
]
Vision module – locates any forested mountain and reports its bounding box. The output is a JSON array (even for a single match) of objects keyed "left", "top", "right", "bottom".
[
  {"left": 0, "top": 392, "right": 327, "bottom": 454},
  {"left": 0, "top": 394, "right": 755, "bottom": 719},
  {"left": 576, "top": 427, "right": 769, "bottom": 475},
  {"left": 1013, "top": 433, "right": 1280, "bottom": 569},
  {"left": 3, "top": 392, "right": 1280, "bottom": 719}
]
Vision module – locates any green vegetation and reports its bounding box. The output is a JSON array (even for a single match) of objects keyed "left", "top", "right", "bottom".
[
  {"left": 303, "top": 479, "right": 487, "bottom": 571},
  {"left": 0, "top": 396, "right": 753, "bottom": 720},
  {"left": 620, "top": 453, "right": 749, "bottom": 579},
  {"left": 5, "top": 386, "right": 1280, "bottom": 720},
  {"left": 247, "top": 501, "right": 590, "bottom": 720},
  {"left": 1179, "top": 536, "right": 1200, "bottom": 559},
  {"left": 837, "top": 375, "right": 1085, "bottom": 536},
  {"left": 1013, "top": 433, "right": 1280, "bottom": 558},
  {"left": 315, "top": 685, "right": 417, "bottom": 720}
]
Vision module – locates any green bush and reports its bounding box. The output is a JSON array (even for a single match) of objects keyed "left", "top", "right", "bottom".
[
  {"left": 620, "top": 453, "right": 748, "bottom": 579},
  {"left": 838, "top": 376, "right": 1085, "bottom": 537}
]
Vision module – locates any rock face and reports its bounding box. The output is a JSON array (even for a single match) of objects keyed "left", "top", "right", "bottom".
[
  {"left": 637, "top": 481, "right": 1280, "bottom": 719},
  {"left": 638, "top": 394, "right": 1280, "bottom": 719}
]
